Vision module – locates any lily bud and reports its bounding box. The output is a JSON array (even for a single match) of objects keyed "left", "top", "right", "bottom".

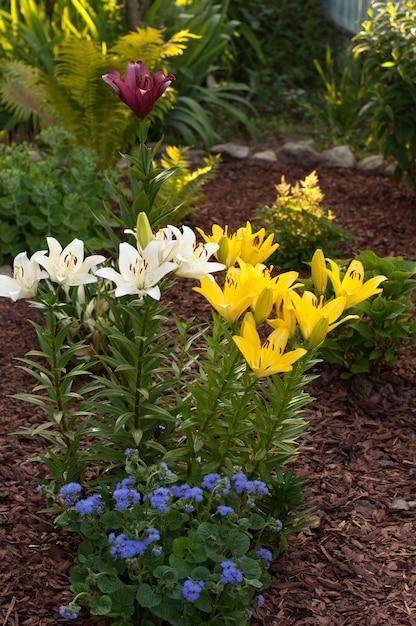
[
  {"left": 216, "top": 235, "right": 229, "bottom": 266},
  {"left": 311, "top": 248, "right": 327, "bottom": 296},
  {"left": 136, "top": 212, "right": 154, "bottom": 250},
  {"left": 308, "top": 316, "right": 329, "bottom": 349},
  {"left": 252, "top": 287, "right": 274, "bottom": 326}
]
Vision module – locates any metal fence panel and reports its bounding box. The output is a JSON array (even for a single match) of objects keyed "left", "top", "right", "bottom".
[{"left": 322, "top": 0, "right": 373, "bottom": 34}]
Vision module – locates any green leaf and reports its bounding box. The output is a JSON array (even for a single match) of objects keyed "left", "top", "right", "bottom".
[{"left": 136, "top": 583, "right": 162, "bottom": 608}]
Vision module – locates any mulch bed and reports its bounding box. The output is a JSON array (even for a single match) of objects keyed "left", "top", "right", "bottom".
[{"left": 1, "top": 156, "right": 415, "bottom": 625}]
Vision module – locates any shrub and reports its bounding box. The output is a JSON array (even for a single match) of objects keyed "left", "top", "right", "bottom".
[
  {"left": 320, "top": 251, "right": 416, "bottom": 376},
  {"left": 354, "top": 1, "right": 416, "bottom": 187},
  {"left": 256, "top": 171, "right": 353, "bottom": 269},
  {"left": 0, "top": 127, "right": 118, "bottom": 265}
]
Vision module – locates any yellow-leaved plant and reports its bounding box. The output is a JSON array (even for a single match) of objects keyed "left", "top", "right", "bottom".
[{"left": 256, "top": 170, "right": 353, "bottom": 268}]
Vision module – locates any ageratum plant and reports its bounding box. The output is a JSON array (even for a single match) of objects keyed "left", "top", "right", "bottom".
[
  {"left": 50, "top": 454, "right": 282, "bottom": 624},
  {"left": 0, "top": 62, "right": 388, "bottom": 623}
]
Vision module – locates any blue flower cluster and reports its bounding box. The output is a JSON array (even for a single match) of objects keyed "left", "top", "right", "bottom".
[
  {"left": 59, "top": 482, "right": 82, "bottom": 506},
  {"left": 232, "top": 473, "right": 269, "bottom": 496},
  {"left": 201, "top": 473, "right": 231, "bottom": 496},
  {"left": 59, "top": 605, "right": 79, "bottom": 620},
  {"left": 182, "top": 579, "right": 205, "bottom": 602},
  {"left": 219, "top": 560, "right": 243, "bottom": 584},
  {"left": 109, "top": 526, "right": 161, "bottom": 560},
  {"left": 74, "top": 493, "right": 103, "bottom": 516},
  {"left": 216, "top": 505, "right": 234, "bottom": 517},
  {"left": 256, "top": 548, "right": 273, "bottom": 567}
]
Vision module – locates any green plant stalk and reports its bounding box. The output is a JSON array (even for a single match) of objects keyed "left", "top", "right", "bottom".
[
  {"left": 214, "top": 374, "right": 257, "bottom": 472},
  {"left": 133, "top": 305, "right": 149, "bottom": 434},
  {"left": 249, "top": 352, "right": 315, "bottom": 480}
]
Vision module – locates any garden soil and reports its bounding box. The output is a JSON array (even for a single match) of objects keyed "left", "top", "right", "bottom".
[{"left": 1, "top": 156, "right": 415, "bottom": 626}]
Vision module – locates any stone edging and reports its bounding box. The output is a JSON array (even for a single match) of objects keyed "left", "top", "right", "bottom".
[{"left": 210, "top": 141, "right": 395, "bottom": 178}]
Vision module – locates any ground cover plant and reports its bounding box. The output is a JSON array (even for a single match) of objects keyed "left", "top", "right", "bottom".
[{"left": 0, "top": 58, "right": 398, "bottom": 624}]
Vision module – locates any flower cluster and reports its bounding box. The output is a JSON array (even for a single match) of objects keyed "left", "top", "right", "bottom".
[{"left": 54, "top": 458, "right": 282, "bottom": 623}]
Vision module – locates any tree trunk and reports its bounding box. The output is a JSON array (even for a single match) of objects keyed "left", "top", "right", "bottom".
[{"left": 124, "top": 0, "right": 150, "bottom": 30}]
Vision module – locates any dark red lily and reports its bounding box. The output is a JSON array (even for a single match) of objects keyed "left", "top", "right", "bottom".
[{"left": 102, "top": 60, "right": 175, "bottom": 120}]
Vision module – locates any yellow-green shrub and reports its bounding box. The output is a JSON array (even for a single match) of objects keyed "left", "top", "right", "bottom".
[{"left": 256, "top": 171, "right": 353, "bottom": 269}]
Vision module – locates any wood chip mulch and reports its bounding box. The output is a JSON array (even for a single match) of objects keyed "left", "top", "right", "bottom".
[{"left": 1, "top": 156, "right": 415, "bottom": 625}]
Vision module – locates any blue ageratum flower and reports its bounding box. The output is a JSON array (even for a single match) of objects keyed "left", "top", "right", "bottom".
[
  {"left": 59, "top": 482, "right": 82, "bottom": 506},
  {"left": 170, "top": 484, "right": 204, "bottom": 503},
  {"left": 143, "top": 526, "right": 161, "bottom": 546},
  {"left": 74, "top": 493, "right": 103, "bottom": 516},
  {"left": 219, "top": 560, "right": 243, "bottom": 584},
  {"left": 182, "top": 579, "right": 205, "bottom": 602},
  {"left": 232, "top": 472, "right": 268, "bottom": 496},
  {"left": 159, "top": 461, "right": 172, "bottom": 479},
  {"left": 201, "top": 473, "right": 231, "bottom": 496},
  {"left": 147, "top": 487, "right": 170, "bottom": 513},
  {"left": 256, "top": 548, "right": 273, "bottom": 567},
  {"left": 112, "top": 486, "right": 141, "bottom": 510},
  {"left": 217, "top": 505, "right": 235, "bottom": 517},
  {"left": 59, "top": 605, "right": 79, "bottom": 619},
  {"left": 108, "top": 533, "right": 146, "bottom": 559}
]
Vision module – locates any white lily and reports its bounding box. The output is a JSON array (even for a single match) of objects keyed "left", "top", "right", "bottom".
[
  {"left": 95, "top": 240, "right": 177, "bottom": 299},
  {"left": 166, "top": 225, "right": 226, "bottom": 279},
  {"left": 33, "top": 237, "right": 106, "bottom": 286},
  {"left": 0, "top": 251, "right": 48, "bottom": 301}
]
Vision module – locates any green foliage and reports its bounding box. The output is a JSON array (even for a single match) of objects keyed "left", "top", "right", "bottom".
[
  {"left": 143, "top": 0, "right": 256, "bottom": 147},
  {"left": 156, "top": 145, "right": 220, "bottom": 224},
  {"left": 51, "top": 459, "right": 280, "bottom": 624},
  {"left": 314, "top": 46, "right": 369, "bottom": 144},
  {"left": 227, "top": 0, "right": 342, "bottom": 113},
  {"left": 256, "top": 171, "right": 354, "bottom": 269},
  {"left": 354, "top": 1, "right": 416, "bottom": 187},
  {"left": 320, "top": 251, "right": 416, "bottom": 376},
  {"left": 0, "top": 127, "right": 118, "bottom": 264}
]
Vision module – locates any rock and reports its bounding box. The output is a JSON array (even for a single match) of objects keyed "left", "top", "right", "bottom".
[
  {"left": 28, "top": 150, "right": 42, "bottom": 162},
  {"left": 357, "top": 154, "right": 385, "bottom": 176},
  {"left": 321, "top": 145, "right": 356, "bottom": 168},
  {"left": 252, "top": 149, "right": 277, "bottom": 162},
  {"left": 384, "top": 162, "right": 397, "bottom": 178},
  {"left": 210, "top": 142, "right": 249, "bottom": 160},
  {"left": 388, "top": 498, "right": 410, "bottom": 511},
  {"left": 275, "top": 141, "right": 322, "bottom": 169}
]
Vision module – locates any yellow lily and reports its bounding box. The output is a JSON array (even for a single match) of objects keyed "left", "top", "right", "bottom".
[
  {"left": 233, "top": 313, "right": 307, "bottom": 378},
  {"left": 268, "top": 289, "right": 297, "bottom": 338},
  {"left": 238, "top": 221, "right": 279, "bottom": 265},
  {"left": 193, "top": 266, "right": 256, "bottom": 323},
  {"left": 326, "top": 259, "right": 387, "bottom": 308},
  {"left": 197, "top": 221, "right": 278, "bottom": 267},
  {"left": 290, "top": 290, "right": 358, "bottom": 347}
]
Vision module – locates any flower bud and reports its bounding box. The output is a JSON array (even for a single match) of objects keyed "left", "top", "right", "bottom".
[
  {"left": 308, "top": 316, "right": 329, "bottom": 348},
  {"left": 252, "top": 287, "right": 274, "bottom": 325},
  {"left": 136, "top": 212, "right": 154, "bottom": 250},
  {"left": 311, "top": 248, "right": 327, "bottom": 296}
]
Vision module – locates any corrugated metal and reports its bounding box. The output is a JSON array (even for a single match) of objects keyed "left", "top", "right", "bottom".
[{"left": 322, "top": 0, "right": 373, "bottom": 34}]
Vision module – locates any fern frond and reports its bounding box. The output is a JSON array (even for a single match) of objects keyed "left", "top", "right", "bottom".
[
  {"left": 109, "top": 28, "right": 166, "bottom": 71},
  {"left": 161, "top": 29, "right": 201, "bottom": 59},
  {"left": 0, "top": 59, "right": 55, "bottom": 126},
  {"left": 46, "top": 38, "right": 131, "bottom": 167},
  {"left": 156, "top": 145, "right": 220, "bottom": 224}
]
